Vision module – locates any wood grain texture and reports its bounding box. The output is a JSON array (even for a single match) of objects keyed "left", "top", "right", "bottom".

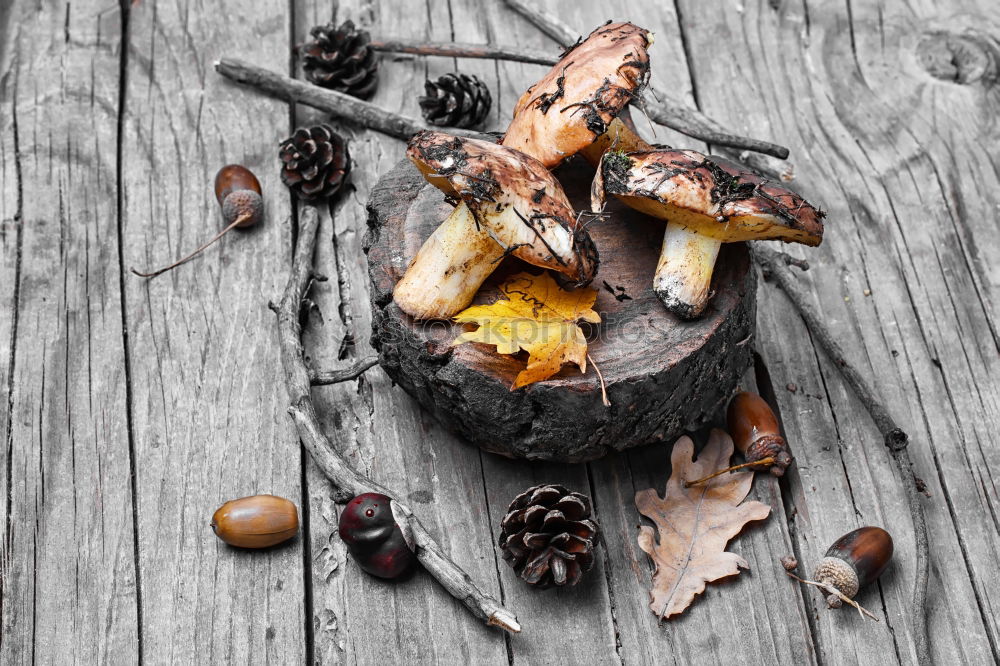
[
  {"left": 0, "top": 1, "right": 140, "bottom": 662},
  {"left": 3, "top": 0, "right": 999, "bottom": 662},
  {"left": 669, "top": 0, "right": 1000, "bottom": 662},
  {"left": 295, "top": 1, "right": 508, "bottom": 663},
  {"left": 120, "top": 0, "right": 305, "bottom": 662},
  {"left": 366, "top": 157, "right": 756, "bottom": 461}
]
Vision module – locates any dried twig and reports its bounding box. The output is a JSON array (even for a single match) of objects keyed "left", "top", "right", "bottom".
[
  {"left": 272, "top": 205, "right": 520, "bottom": 634},
  {"left": 371, "top": 36, "right": 789, "bottom": 160},
  {"left": 501, "top": 0, "right": 790, "bottom": 160},
  {"left": 784, "top": 571, "right": 879, "bottom": 621},
  {"left": 371, "top": 38, "right": 557, "bottom": 66},
  {"left": 215, "top": 58, "right": 479, "bottom": 141},
  {"left": 754, "top": 245, "right": 930, "bottom": 662},
  {"left": 309, "top": 356, "right": 379, "bottom": 385}
]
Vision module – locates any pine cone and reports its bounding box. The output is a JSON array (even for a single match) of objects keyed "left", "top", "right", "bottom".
[
  {"left": 498, "top": 484, "right": 598, "bottom": 588},
  {"left": 301, "top": 20, "right": 379, "bottom": 99},
  {"left": 418, "top": 73, "right": 492, "bottom": 129},
  {"left": 279, "top": 125, "right": 351, "bottom": 202}
]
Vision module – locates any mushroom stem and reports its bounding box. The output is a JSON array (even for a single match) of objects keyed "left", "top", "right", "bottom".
[
  {"left": 653, "top": 224, "right": 722, "bottom": 320},
  {"left": 393, "top": 202, "right": 506, "bottom": 320}
]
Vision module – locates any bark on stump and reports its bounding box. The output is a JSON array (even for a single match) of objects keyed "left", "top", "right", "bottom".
[{"left": 364, "top": 157, "right": 757, "bottom": 462}]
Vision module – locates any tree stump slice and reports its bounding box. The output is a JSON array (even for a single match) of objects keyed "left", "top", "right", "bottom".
[{"left": 364, "top": 157, "right": 757, "bottom": 462}]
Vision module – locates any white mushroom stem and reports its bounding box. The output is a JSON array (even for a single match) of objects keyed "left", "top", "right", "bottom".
[
  {"left": 393, "top": 202, "right": 506, "bottom": 320},
  {"left": 653, "top": 223, "right": 722, "bottom": 320}
]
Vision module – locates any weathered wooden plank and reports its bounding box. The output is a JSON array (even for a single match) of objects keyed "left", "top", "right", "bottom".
[
  {"left": 672, "top": 0, "right": 1000, "bottom": 662},
  {"left": 447, "top": 2, "right": 622, "bottom": 661},
  {"left": 0, "top": 1, "right": 140, "bottom": 662},
  {"left": 295, "top": 2, "right": 508, "bottom": 663},
  {"left": 120, "top": 1, "right": 305, "bottom": 662}
]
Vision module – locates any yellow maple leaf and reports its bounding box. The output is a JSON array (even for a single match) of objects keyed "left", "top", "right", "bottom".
[{"left": 452, "top": 272, "right": 600, "bottom": 389}]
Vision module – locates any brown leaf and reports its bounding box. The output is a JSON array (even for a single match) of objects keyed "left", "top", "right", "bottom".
[{"left": 635, "top": 429, "right": 771, "bottom": 620}]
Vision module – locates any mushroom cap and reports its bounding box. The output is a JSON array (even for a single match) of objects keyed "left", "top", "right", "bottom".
[
  {"left": 502, "top": 21, "right": 652, "bottom": 168},
  {"left": 593, "top": 149, "right": 825, "bottom": 244},
  {"left": 407, "top": 130, "right": 599, "bottom": 287}
]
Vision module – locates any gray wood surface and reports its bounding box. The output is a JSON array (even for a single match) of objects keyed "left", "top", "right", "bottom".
[{"left": 1, "top": 0, "right": 998, "bottom": 664}]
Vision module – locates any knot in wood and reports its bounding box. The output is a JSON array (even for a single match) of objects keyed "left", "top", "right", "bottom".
[
  {"left": 917, "top": 30, "right": 999, "bottom": 85},
  {"left": 885, "top": 428, "right": 909, "bottom": 452}
]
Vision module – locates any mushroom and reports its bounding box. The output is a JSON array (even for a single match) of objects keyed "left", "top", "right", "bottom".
[
  {"left": 593, "top": 149, "right": 824, "bottom": 319},
  {"left": 392, "top": 131, "right": 599, "bottom": 320},
  {"left": 503, "top": 21, "right": 653, "bottom": 168}
]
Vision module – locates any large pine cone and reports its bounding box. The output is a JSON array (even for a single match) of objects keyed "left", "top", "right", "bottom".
[
  {"left": 418, "top": 73, "right": 492, "bottom": 129},
  {"left": 301, "top": 20, "right": 379, "bottom": 99},
  {"left": 279, "top": 125, "right": 351, "bottom": 202},
  {"left": 498, "top": 485, "right": 598, "bottom": 588}
]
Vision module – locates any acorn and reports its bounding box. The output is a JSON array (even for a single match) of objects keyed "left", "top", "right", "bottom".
[
  {"left": 727, "top": 391, "right": 793, "bottom": 476},
  {"left": 211, "top": 494, "right": 299, "bottom": 549},
  {"left": 338, "top": 493, "right": 416, "bottom": 579},
  {"left": 131, "top": 164, "right": 264, "bottom": 278},
  {"left": 813, "top": 527, "right": 894, "bottom": 609},
  {"left": 685, "top": 390, "right": 792, "bottom": 486}
]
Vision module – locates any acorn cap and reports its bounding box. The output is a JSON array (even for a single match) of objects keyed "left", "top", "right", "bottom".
[
  {"left": 593, "top": 149, "right": 825, "bottom": 245},
  {"left": 502, "top": 21, "right": 652, "bottom": 168},
  {"left": 406, "top": 130, "right": 598, "bottom": 287}
]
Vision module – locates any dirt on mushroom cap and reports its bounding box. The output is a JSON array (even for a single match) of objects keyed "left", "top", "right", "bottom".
[
  {"left": 502, "top": 21, "right": 652, "bottom": 168},
  {"left": 596, "top": 149, "right": 825, "bottom": 244},
  {"left": 407, "top": 130, "right": 599, "bottom": 286}
]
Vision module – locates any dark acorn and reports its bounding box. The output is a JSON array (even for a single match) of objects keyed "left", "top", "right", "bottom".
[
  {"left": 338, "top": 493, "right": 415, "bottom": 579},
  {"left": 814, "top": 527, "right": 894, "bottom": 608},
  {"left": 685, "top": 390, "right": 792, "bottom": 486}
]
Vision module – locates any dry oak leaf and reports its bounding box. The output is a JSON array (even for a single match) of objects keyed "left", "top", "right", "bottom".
[
  {"left": 636, "top": 429, "right": 771, "bottom": 620},
  {"left": 452, "top": 271, "right": 600, "bottom": 389}
]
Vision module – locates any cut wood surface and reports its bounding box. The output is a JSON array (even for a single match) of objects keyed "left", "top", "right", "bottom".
[
  {"left": 1, "top": 0, "right": 998, "bottom": 665},
  {"left": 366, "top": 157, "right": 756, "bottom": 461}
]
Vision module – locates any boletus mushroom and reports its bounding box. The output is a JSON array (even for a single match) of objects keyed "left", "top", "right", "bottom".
[
  {"left": 392, "top": 131, "right": 599, "bottom": 320},
  {"left": 503, "top": 21, "right": 653, "bottom": 168},
  {"left": 593, "top": 149, "right": 825, "bottom": 319}
]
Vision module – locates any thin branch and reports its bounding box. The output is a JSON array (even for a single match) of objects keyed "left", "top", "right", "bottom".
[
  {"left": 274, "top": 205, "right": 520, "bottom": 634},
  {"left": 754, "top": 245, "right": 930, "bottom": 663},
  {"left": 784, "top": 571, "right": 879, "bottom": 621},
  {"left": 501, "top": 0, "right": 790, "bottom": 160},
  {"left": 309, "top": 356, "right": 379, "bottom": 385},
  {"left": 371, "top": 38, "right": 558, "bottom": 66},
  {"left": 214, "top": 58, "right": 479, "bottom": 141}
]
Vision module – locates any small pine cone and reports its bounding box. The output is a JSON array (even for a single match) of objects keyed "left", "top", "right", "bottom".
[
  {"left": 498, "top": 484, "right": 598, "bottom": 589},
  {"left": 418, "top": 73, "right": 492, "bottom": 129},
  {"left": 301, "top": 20, "right": 379, "bottom": 99},
  {"left": 279, "top": 125, "right": 351, "bottom": 202}
]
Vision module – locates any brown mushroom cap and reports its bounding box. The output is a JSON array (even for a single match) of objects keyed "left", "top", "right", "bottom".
[
  {"left": 502, "top": 21, "right": 652, "bottom": 168},
  {"left": 594, "top": 149, "right": 825, "bottom": 244},
  {"left": 407, "top": 130, "right": 599, "bottom": 286}
]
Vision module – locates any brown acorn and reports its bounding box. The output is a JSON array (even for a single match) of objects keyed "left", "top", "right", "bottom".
[
  {"left": 211, "top": 495, "right": 299, "bottom": 549},
  {"left": 727, "top": 391, "right": 793, "bottom": 476},
  {"left": 685, "top": 390, "right": 792, "bottom": 486},
  {"left": 131, "top": 164, "right": 264, "bottom": 278},
  {"left": 813, "top": 527, "right": 894, "bottom": 609}
]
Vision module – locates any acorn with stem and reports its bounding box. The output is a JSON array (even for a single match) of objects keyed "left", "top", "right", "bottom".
[
  {"left": 132, "top": 165, "right": 263, "bottom": 278},
  {"left": 785, "top": 527, "right": 894, "bottom": 621},
  {"left": 685, "top": 390, "right": 793, "bottom": 487}
]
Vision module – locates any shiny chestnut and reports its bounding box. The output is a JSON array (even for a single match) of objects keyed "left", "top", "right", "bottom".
[
  {"left": 211, "top": 494, "right": 299, "bottom": 549},
  {"left": 339, "top": 493, "right": 415, "bottom": 579}
]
